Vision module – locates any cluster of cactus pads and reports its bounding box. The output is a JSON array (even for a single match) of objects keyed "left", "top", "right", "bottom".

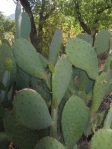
[{"left": 0, "top": 2, "right": 112, "bottom": 149}]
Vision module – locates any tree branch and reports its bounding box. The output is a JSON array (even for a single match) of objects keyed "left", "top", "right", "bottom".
[{"left": 73, "top": 0, "right": 91, "bottom": 34}]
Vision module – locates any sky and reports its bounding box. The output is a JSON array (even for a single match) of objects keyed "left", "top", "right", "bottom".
[{"left": 0, "top": 0, "right": 16, "bottom": 16}]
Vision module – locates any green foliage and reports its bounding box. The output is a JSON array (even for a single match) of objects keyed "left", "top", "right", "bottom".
[
  {"left": 62, "top": 95, "right": 89, "bottom": 148},
  {"left": 13, "top": 89, "right": 52, "bottom": 130},
  {"left": 35, "top": 137, "right": 65, "bottom": 149},
  {"left": 60, "top": 0, "right": 112, "bottom": 31},
  {"left": 90, "top": 129, "right": 112, "bottom": 149},
  {"left": 66, "top": 38, "right": 98, "bottom": 80},
  {"left": 0, "top": 13, "right": 14, "bottom": 42}
]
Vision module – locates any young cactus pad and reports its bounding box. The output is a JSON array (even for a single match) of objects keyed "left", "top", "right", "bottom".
[
  {"left": 20, "top": 11, "right": 31, "bottom": 39},
  {"left": 15, "top": 1, "right": 21, "bottom": 39},
  {"left": 90, "top": 129, "right": 112, "bottom": 149},
  {"left": 76, "top": 33, "right": 93, "bottom": 45},
  {"left": 94, "top": 30, "right": 111, "bottom": 55},
  {"left": 35, "top": 137, "right": 65, "bottom": 149},
  {"left": 61, "top": 95, "right": 89, "bottom": 148},
  {"left": 15, "top": 2, "right": 31, "bottom": 39},
  {"left": 65, "top": 38, "right": 98, "bottom": 80},
  {"left": 13, "top": 89, "right": 52, "bottom": 130},
  {"left": 52, "top": 55, "right": 72, "bottom": 105},
  {"left": 13, "top": 38, "right": 48, "bottom": 80},
  {"left": 49, "top": 29, "right": 62, "bottom": 64}
]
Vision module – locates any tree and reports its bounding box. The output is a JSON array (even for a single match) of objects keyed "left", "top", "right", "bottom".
[{"left": 59, "top": 0, "right": 112, "bottom": 35}]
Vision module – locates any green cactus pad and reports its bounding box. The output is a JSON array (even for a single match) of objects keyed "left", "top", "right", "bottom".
[
  {"left": 77, "top": 33, "right": 93, "bottom": 45},
  {"left": 35, "top": 136, "right": 65, "bottom": 149},
  {"left": 62, "top": 95, "right": 89, "bottom": 148},
  {"left": 94, "top": 30, "right": 111, "bottom": 55},
  {"left": 13, "top": 38, "right": 48, "bottom": 80},
  {"left": 91, "top": 71, "right": 112, "bottom": 113},
  {"left": 52, "top": 55, "right": 72, "bottom": 105},
  {"left": 104, "top": 55, "right": 112, "bottom": 71},
  {"left": 21, "top": 12, "right": 31, "bottom": 39},
  {"left": 13, "top": 89, "right": 52, "bottom": 130},
  {"left": 15, "top": 2, "right": 31, "bottom": 39},
  {"left": 4, "top": 111, "right": 38, "bottom": 149},
  {"left": 15, "top": 1, "right": 21, "bottom": 38},
  {"left": 90, "top": 129, "right": 112, "bottom": 149},
  {"left": 104, "top": 106, "right": 112, "bottom": 129},
  {"left": 66, "top": 38, "right": 98, "bottom": 80},
  {"left": 49, "top": 29, "right": 62, "bottom": 64}
]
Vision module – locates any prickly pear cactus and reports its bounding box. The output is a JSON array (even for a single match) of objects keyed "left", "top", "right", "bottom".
[
  {"left": 66, "top": 38, "right": 98, "bottom": 80},
  {"left": 91, "top": 71, "right": 112, "bottom": 113},
  {"left": 35, "top": 137, "right": 65, "bottom": 149},
  {"left": 52, "top": 55, "right": 72, "bottom": 105},
  {"left": 90, "top": 129, "right": 112, "bottom": 149},
  {"left": 4, "top": 111, "right": 38, "bottom": 149},
  {"left": 61, "top": 95, "right": 89, "bottom": 148},
  {"left": 94, "top": 30, "right": 111, "bottom": 55},
  {"left": 13, "top": 89, "right": 52, "bottom": 130},
  {"left": 13, "top": 38, "right": 48, "bottom": 80},
  {"left": 49, "top": 29, "right": 62, "bottom": 64}
]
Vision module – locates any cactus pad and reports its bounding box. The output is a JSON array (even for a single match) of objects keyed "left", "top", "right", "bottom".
[
  {"left": 91, "top": 71, "right": 112, "bottom": 113},
  {"left": 104, "top": 106, "right": 112, "bottom": 129},
  {"left": 90, "top": 129, "right": 112, "bottom": 149},
  {"left": 13, "top": 38, "right": 48, "bottom": 80},
  {"left": 52, "top": 55, "right": 72, "bottom": 105},
  {"left": 35, "top": 136, "right": 65, "bottom": 149},
  {"left": 49, "top": 29, "right": 62, "bottom": 64},
  {"left": 77, "top": 33, "right": 93, "bottom": 45},
  {"left": 13, "top": 89, "right": 52, "bottom": 130},
  {"left": 94, "top": 30, "right": 111, "bottom": 55},
  {"left": 62, "top": 95, "right": 89, "bottom": 148},
  {"left": 66, "top": 38, "right": 98, "bottom": 80}
]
